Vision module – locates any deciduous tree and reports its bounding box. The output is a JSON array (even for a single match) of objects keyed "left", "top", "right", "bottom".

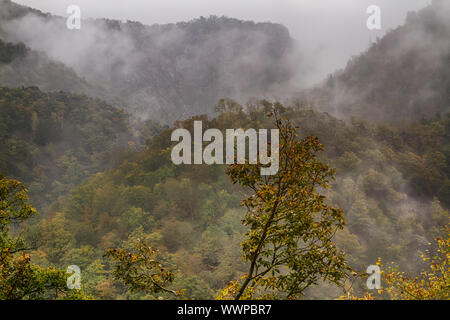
[
  {"left": 220, "top": 107, "right": 349, "bottom": 300},
  {"left": 0, "top": 173, "right": 74, "bottom": 299}
]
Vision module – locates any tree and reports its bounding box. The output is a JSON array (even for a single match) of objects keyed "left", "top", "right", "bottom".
[
  {"left": 220, "top": 107, "right": 349, "bottom": 300},
  {"left": 0, "top": 173, "right": 72, "bottom": 299},
  {"left": 341, "top": 214, "right": 449, "bottom": 300},
  {"left": 105, "top": 239, "right": 181, "bottom": 298},
  {"left": 378, "top": 220, "right": 449, "bottom": 300}
]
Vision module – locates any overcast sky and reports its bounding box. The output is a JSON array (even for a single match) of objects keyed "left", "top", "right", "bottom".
[{"left": 14, "top": 0, "right": 431, "bottom": 83}]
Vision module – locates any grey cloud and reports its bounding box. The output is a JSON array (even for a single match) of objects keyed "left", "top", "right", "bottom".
[{"left": 13, "top": 0, "right": 431, "bottom": 84}]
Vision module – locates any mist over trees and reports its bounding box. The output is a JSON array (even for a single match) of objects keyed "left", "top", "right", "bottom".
[
  {"left": 0, "top": 0, "right": 449, "bottom": 300},
  {"left": 301, "top": 2, "right": 450, "bottom": 123},
  {"left": 0, "top": 0, "right": 298, "bottom": 123}
]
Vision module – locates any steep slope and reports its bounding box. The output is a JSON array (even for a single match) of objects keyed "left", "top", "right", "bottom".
[
  {"left": 0, "top": 38, "right": 107, "bottom": 96},
  {"left": 0, "top": 1, "right": 103, "bottom": 94},
  {"left": 0, "top": 1, "right": 298, "bottom": 123},
  {"left": 303, "top": 1, "right": 450, "bottom": 124},
  {"left": 30, "top": 104, "right": 449, "bottom": 299},
  {"left": 0, "top": 86, "right": 133, "bottom": 208}
]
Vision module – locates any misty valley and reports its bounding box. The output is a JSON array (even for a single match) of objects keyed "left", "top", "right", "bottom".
[{"left": 0, "top": 0, "right": 449, "bottom": 303}]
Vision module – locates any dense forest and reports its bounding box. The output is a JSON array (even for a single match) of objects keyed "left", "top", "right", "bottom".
[
  {"left": 301, "top": 2, "right": 450, "bottom": 124},
  {"left": 0, "top": 86, "right": 135, "bottom": 209},
  {"left": 2, "top": 93, "right": 448, "bottom": 299},
  {"left": 0, "top": 0, "right": 297, "bottom": 123},
  {"left": 0, "top": 37, "right": 104, "bottom": 97},
  {"left": 0, "top": 0, "right": 449, "bottom": 300}
]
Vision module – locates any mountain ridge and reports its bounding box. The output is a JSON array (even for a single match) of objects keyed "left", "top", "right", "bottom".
[
  {"left": 0, "top": 0, "right": 298, "bottom": 123},
  {"left": 301, "top": 2, "right": 450, "bottom": 124}
]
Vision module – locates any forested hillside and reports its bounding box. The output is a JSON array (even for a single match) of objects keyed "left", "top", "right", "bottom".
[
  {"left": 0, "top": 86, "right": 133, "bottom": 208},
  {"left": 0, "top": 0, "right": 448, "bottom": 301},
  {"left": 24, "top": 102, "right": 448, "bottom": 299},
  {"left": 1, "top": 1, "right": 448, "bottom": 125},
  {"left": 0, "top": 38, "right": 106, "bottom": 97},
  {"left": 0, "top": 0, "right": 297, "bottom": 123},
  {"left": 302, "top": 1, "right": 450, "bottom": 123},
  {"left": 0, "top": 0, "right": 104, "bottom": 95}
]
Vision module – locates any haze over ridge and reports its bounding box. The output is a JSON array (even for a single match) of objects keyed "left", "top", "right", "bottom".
[{"left": 13, "top": 0, "right": 431, "bottom": 84}]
